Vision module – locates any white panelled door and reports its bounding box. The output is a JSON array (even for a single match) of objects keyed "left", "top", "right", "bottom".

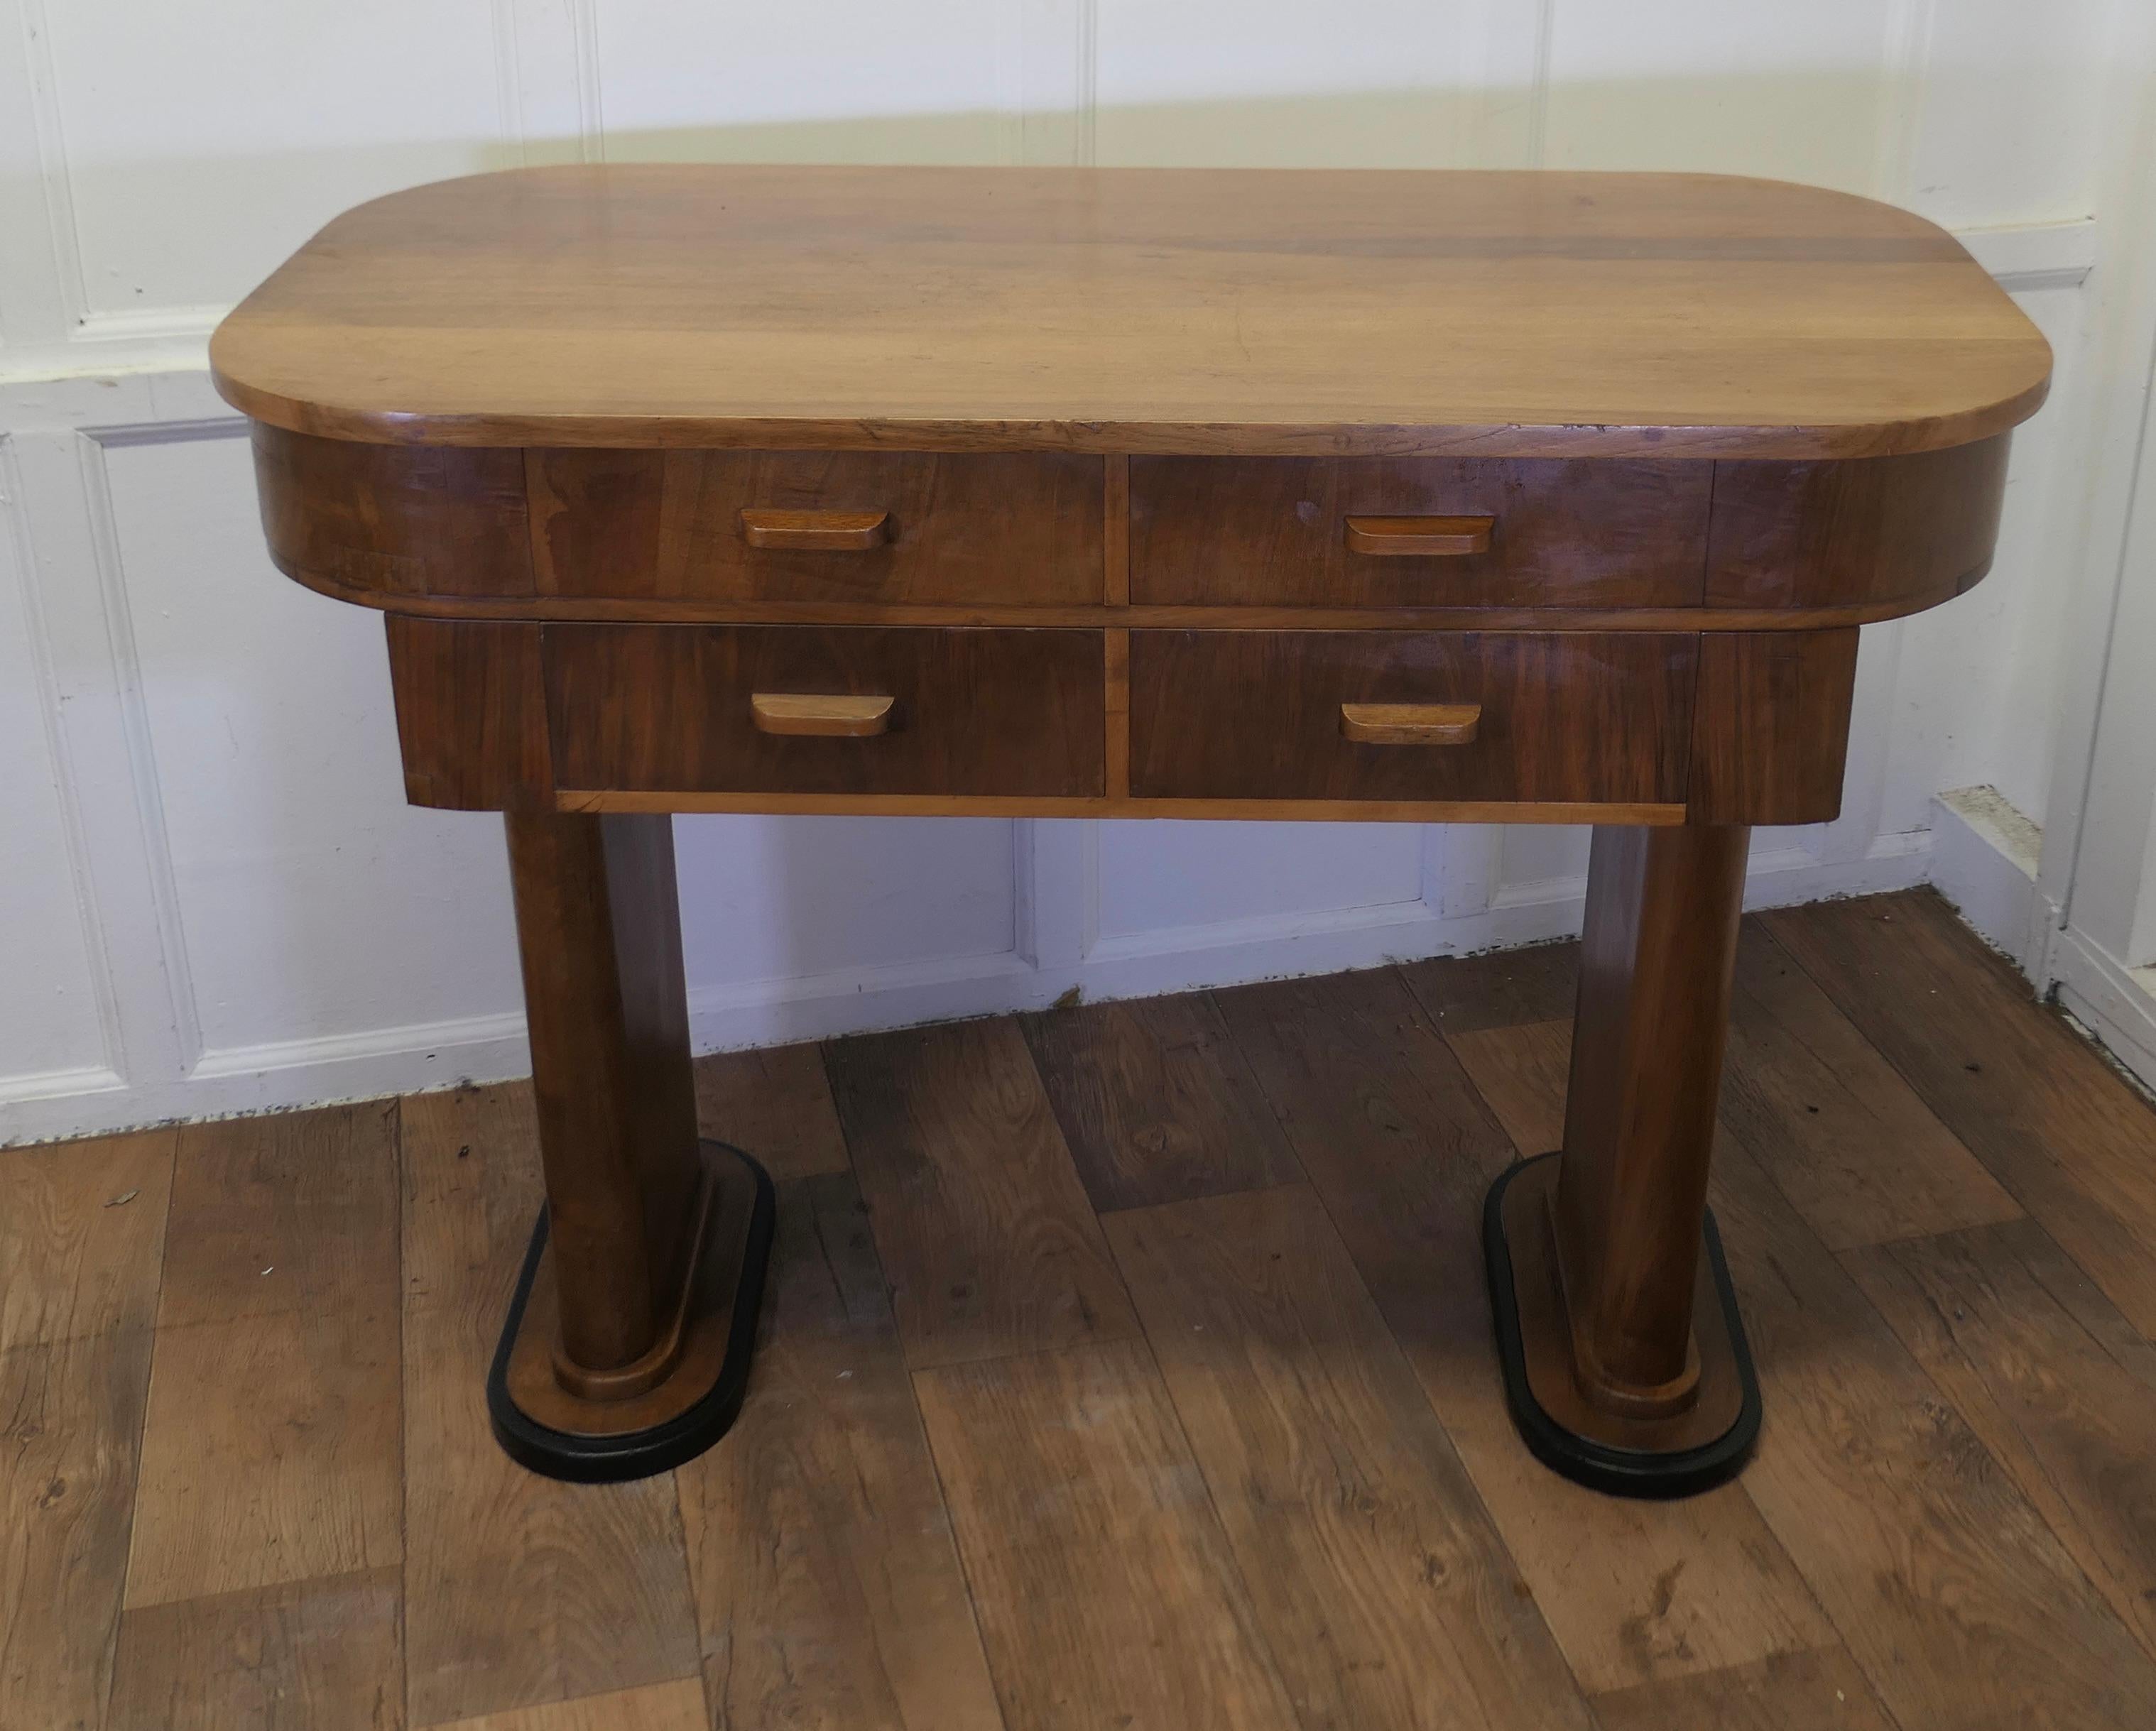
[
  {"left": 2045, "top": 99, "right": 2156, "bottom": 1087},
  {"left": 2052, "top": 349, "right": 2156, "bottom": 1083}
]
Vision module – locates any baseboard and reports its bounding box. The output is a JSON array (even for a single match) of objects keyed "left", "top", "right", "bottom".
[
  {"left": 1929, "top": 787, "right": 2051, "bottom": 973},
  {"left": 2052, "top": 928, "right": 2156, "bottom": 1094},
  {"left": 1924, "top": 786, "right": 2156, "bottom": 1091},
  {"left": 1484, "top": 828, "right": 1934, "bottom": 931},
  {"left": 0, "top": 1015, "right": 533, "bottom": 1148},
  {"left": 1078, "top": 897, "right": 1459, "bottom": 1000},
  {"left": 685, "top": 949, "right": 1042, "bottom": 1052},
  {"left": 1744, "top": 829, "right": 1937, "bottom": 908},
  {"left": 187, "top": 1009, "right": 535, "bottom": 1086},
  {"left": 0, "top": 824, "right": 1949, "bottom": 1145}
]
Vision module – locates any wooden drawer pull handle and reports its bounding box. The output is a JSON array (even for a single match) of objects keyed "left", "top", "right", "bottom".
[
  {"left": 1343, "top": 514, "right": 1494, "bottom": 556},
  {"left": 751, "top": 693, "right": 894, "bottom": 737},
  {"left": 739, "top": 508, "right": 891, "bottom": 551},
  {"left": 1339, "top": 702, "right": 1481, "bottom": 746}
]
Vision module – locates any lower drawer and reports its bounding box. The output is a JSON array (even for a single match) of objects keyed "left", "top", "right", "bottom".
[
  {"left": 1128, "top": 631, "right": 1696, "bottom": 804},
  {"left": 545, "top": 625, "right": 1105, "bottom": 796}
]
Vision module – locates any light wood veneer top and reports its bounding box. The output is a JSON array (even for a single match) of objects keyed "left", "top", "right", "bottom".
[{"left": 211, "top": 164, "right": 2050, "bottom": 459}]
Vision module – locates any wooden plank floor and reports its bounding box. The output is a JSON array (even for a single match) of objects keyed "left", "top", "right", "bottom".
[{"left": 13, "top": 888, "right": 2156, "bottom": 1730}]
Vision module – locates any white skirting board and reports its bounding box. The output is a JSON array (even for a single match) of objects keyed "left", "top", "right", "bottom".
[
  {"left": 1929, "top": 785, "right": 2052, "bottom": 976},
  {"left": 18, "top": 794, "right": 2156, "bottom": 1145},
  {"left": 1929, "top": 785, "right": 2156, "bottom": 1093},
  {"left": 2053, "top": 934, "right": 2156, "bottom": 1093},
  {"left": 0, "top": 822, "right": 1936, "bottom": 1147}
]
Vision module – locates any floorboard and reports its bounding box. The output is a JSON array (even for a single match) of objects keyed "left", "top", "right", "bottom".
[
  {"left": 124, "top": 1106, "right": 403, "bottom": 1610},
  {"left": 1844, "top": 1214, "right": 2156, "bottom": 1661},
  {"left": 429, "top": 1678, "right": 709, "bottom": 1731},
  {"left": 1585, "top": 1646, "right": 1897, "bottom": 1731},
  {"left": 0, "top": 1129, "right": 175, "bottom": 1351},
  {"left": 677, "top": 1171, "right": 1006, "bottom": 1731},
  {"left": 105, "top": 1567, "right": 403, "bottom": 1731},
  {"left": 1722, "top": 923, "right": 2024, "bottom": 1250},
  {"left": 1714, "top": 1130, "right": 2156, "bottom": 1729},
  {"left": 693, "top": 1044, "right": 852, "bottom": 1181},
  {"left": 1432, "top": 951, "right": 2156, "bottom": 1727},
  {"left": 914, "top": 1338, "right": 1300, "bottom": 1731},
  {"left": 1765, "top": 890, "right": 2156, "bottom": 1333},
  {"left": 399, "top": 1083, "right": 701, "bottom": 1728},
  {"left": 1, "top": 1329, "right": 158, "bottom": 1731},
  {"left": 1021, "top": 990, "right": 1305, "bottom": 1212},
  {"left": 1400, "top": 941, "right": 1579, "bottom": 1032},
  {"left": 1437, "top": 1017, "right": 1572, "bottom": 1159},
  {"left": 0, "top": 1130, "right": 173, "bottom": 1731},
  {"left": 10, "top": 888, "right": 2156, "bottom": 1728},
  {"left": 1219, "top": 968, "right": 1838, "bottom": 1695},
  {"left": 1107, "top": 1183, "right": 1596, "bottom": 1731},
  {"left": 1413, "top": 922, "right": 2031, "bottom": 1252},
  {"left": 825, "top": 1019, "right": 1140, "bottom": 1368}
]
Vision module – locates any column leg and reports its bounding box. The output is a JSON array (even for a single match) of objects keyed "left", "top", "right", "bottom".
[
  {"left": 1482, "top": 823, "right": 1762, "bottom": 1497},
  {"left": 486, "top": 811, "right": 775, "bottom": 1482}
]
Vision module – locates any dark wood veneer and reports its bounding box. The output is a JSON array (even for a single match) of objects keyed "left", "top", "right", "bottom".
[
  {"left": 1688, "top": 630, "right": 1861, "bottom": 824},
  {"left": 383, "top": 616, "right": 552, "bottom": 811},
  {"left": 528, "top": 448, "right": 1104, "bottom": 606},
  {"left": 255, "top": 425, "right": 533, "bottom": 599},
  {"left": 1131, "top": 457, "right": 1711, "bottom": 610},
  {"left": 1130, "top": 631, "right": 1696, "bottom": 805},
  {"left": 502, "top": 812, "right": 704, "bottom": 1372},
  {"left": 1706, "top": 436, "right": 2010, "bottom": 611},
  {"left": 545, "top": 625, "right": 1106, "bottom": 798},
  {"left": 1552, "top": 824, "right": 1751, "bottom": 1406},
  {"left": 254, "top": 427, "right": 2015, "bottom": 630}
]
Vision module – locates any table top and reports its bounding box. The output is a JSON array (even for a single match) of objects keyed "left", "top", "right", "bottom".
[{"left": 209, "top": 164, "right": 2049, "bottom": 461}]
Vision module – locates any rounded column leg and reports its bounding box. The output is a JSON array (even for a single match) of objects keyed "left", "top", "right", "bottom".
[
  {"left": 1483, "top": 822, "right": 1762, "bottom": 1497},
  {"left": 487, "top": 811, "right": 775, "bottom": 1482}
]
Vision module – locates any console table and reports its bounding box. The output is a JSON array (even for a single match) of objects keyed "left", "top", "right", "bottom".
[{"left": 212, "top": 165, "right": 2049, "bottom": 1495}]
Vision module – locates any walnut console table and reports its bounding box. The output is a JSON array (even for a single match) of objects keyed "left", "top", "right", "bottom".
[{"left": 212, "top": 165, "right": 2049, "bottom": 1495}]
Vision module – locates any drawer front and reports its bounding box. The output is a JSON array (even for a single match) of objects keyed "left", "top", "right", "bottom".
[
  {"left": 545, "top": 626, "right": 1104, "bottom": 796},
  {"left": 1130, "top": 631, "right": 1695, "bottom": 804},
  {"left": 530, "top": 449, "right": 1104, "bottom": 606},
  {"left": 1131, "top": 458, "right": 1709, "bottom": 609}
]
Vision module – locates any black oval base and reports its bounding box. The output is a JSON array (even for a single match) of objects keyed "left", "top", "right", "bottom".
[
  {"left": 1483, "top": 1152, "right": 1761, "bottom": 1500},
  {"left": 486, "top": 1142, "right": 775, "bottom": 1484}
]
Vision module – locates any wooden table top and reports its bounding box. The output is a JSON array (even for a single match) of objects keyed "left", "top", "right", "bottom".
[{"left": 210, "top": 164, "right": 2049, "bottom": 461}]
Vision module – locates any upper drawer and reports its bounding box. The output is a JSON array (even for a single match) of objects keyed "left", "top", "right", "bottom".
[
  {"left": 529, "top": 450, "right": 1104, "bottom": 606},
  {"left": 1130, "top": 457, "right": 1709, "bottom": 609},
  {"left": 545, "top": 624, "right": 1104, "bottom": 797},
  {"left": 1129, "top": 630, "right": 1695, "bottom": 806}
]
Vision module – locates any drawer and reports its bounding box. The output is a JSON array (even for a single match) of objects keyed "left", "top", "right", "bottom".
[
  {"left": 545, "top": 625, "right": 1104, "bottom": 796},
  {"left": 1129, "top": 631, "right": 1695, "bottom": 804},
  {"left": 1130, "top": 458, "right": 1709, "bottom": 609},
  {"left": 529, "top": 449, "right": 1104, "bottom": 606}
]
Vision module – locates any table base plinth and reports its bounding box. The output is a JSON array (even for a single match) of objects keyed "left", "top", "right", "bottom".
[
  {"left": 1483, "top": 1152, "right": 1760, "bottom": 1499},
  {"left": 486, "top": 1139, "right": 775, "bottom": 1483}
]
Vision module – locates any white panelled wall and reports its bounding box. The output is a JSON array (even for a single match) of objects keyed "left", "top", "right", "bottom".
[{"left": 2, "top": 0, "right": 2151, "bottom": 1140}]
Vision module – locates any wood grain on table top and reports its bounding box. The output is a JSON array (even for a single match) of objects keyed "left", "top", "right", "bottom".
[{"left": 210, "top": 164, "right": 2049, "bottom": 459}]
